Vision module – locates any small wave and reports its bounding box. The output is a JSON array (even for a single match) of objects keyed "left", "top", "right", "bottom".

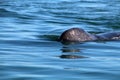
[
  {"left": 0, "top": 8, "right": 37, "bottom": 20},
  {"left": 0, "top": 8, "right": 19, "bottom": 17}
]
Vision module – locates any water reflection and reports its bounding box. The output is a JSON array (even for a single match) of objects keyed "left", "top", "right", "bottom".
[
  {"left": 61, "top": 48, "right": 80, "bottom": 53},
  {"left": 59, "top": 46, "right": 87, "bottom": 59},
  {"left": 59, "top": 54, "right": 86, "bottom": 59}
]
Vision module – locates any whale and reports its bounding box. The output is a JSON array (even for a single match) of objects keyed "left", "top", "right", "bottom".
[{"left": 59, "top": 28, "right": 120, "bottom": 42}]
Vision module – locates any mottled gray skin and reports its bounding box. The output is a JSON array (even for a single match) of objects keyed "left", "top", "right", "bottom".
[{"left": 59, "top": 28, "right": 120, "bottom": 42}]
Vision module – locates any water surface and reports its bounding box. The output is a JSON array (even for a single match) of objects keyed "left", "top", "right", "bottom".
[{"left": 0, "top": 0, "right": 120, "bottom": 80}]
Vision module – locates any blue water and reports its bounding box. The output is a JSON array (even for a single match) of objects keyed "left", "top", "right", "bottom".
[{"left": 0, "top": 0, "right": 120, "bottom": 80}]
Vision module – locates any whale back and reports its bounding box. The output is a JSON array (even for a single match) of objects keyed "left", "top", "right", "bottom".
[
  {"left": 96, "top": 32, "right": 120, "bottom": 40},
  {"left": 59, "top": 28, "right": 96, "bottom": 42}
]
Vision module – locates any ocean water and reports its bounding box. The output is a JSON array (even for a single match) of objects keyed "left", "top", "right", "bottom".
[{"left": 0, "top": 0, "right": 120, "bottom": 80}]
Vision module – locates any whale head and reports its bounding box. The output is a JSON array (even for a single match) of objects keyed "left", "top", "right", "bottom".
[{"left": 59, "top": 28, "right": 96, "bottom": 42}]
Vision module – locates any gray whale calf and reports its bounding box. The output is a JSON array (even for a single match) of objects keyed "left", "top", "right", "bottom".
[{"left": 59, "top": 28, "right": 120, "bottom": 42}]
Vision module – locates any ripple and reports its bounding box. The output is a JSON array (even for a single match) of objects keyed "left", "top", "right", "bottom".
[
  {"left": 0, "top": 0, "right": 120, "bottom": 80},
  {"left": 0, "top": 8, "right": 19, "bottom": 17}
]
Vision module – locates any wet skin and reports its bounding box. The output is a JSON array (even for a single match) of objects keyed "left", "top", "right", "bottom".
[{"left": 59, "top": 28, "right": 120, "bottom": 42}]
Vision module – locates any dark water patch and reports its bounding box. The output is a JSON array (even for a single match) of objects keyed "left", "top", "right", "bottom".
[
  {"left": 39, "top": 35, "right": 59, "bottom": 41},
  {"left": 0, "top": 8, "right": 19, "bottom": 17}
]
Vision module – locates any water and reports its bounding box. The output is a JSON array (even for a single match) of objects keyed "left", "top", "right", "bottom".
[{"left": 0, "top": 0, "right": 120, "bottom": 80}]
